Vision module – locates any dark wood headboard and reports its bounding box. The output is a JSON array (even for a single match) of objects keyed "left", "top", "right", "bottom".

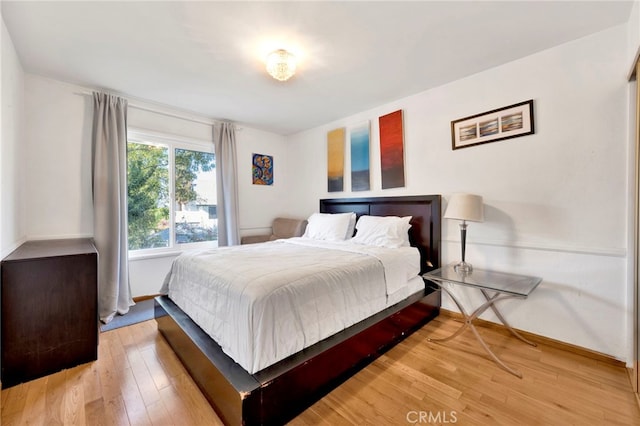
[{"left": 319, "top": 195, "right": 441, "bottom": 274}]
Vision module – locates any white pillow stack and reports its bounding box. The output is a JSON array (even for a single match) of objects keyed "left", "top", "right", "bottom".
[{"left": 351, "top": 215, "right": 412, "bottom": 248}]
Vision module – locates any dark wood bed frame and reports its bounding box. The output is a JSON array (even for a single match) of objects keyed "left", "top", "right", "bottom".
[{"left": 154, "top": 195, "right": 442, "bottom": 425}]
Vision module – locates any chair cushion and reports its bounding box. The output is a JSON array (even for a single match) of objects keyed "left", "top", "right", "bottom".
[
  {"left": 241, "top": 234, "right": 271, "bottom": 244},
  {"left": 271, "top": 217, "right": 308, "bottom": 239}
]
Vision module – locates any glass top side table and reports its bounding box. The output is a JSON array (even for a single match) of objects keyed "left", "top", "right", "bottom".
[{"left": 423, "top": 264, "right": 542, "bottom": 378}]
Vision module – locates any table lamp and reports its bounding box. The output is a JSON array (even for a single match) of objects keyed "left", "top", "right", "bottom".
[{"left": 444, "top": 193, "right": 484, "bottom": 274}]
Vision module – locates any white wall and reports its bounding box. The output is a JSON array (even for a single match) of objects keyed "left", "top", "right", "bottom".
[
  {"left": 22, "top": 75, "right": 289, "bottom": 297},
  {"left": 23, "top": 75, "right": 93, "bottom": 239},
  {"left": 237, "top": 126, "right": 294, "bottom": 235},
  {"left": 628, "top": 1, "right": 640, "bottom": 72},
  {"left": 287, "top": 25, "right": 631, "bottom": 362},
  {"left": 627, "top": 0, "right": 640, "bottom": 370},
  {"left": 1, "top": 17, "right": 26, "bottom": 257}
]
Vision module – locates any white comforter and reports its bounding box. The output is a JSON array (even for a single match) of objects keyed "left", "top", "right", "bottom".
[{"left": 161, "top": 238, "right": 421, "bottom": 373}]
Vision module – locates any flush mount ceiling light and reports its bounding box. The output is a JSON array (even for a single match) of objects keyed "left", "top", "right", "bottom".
[{"left": 265, "top": 49, "right": 297, "bottom": 82}]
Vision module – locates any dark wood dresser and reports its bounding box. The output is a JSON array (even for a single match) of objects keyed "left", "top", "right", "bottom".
[{"left": 1, "top": 238, "right": 98, "bottom": 388}]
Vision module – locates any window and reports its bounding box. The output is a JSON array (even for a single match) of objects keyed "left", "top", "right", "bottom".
[{"left": 127, "top": 131, "right": 217, "bottom": 254}]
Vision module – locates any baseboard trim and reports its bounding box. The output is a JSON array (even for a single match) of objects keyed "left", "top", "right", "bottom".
[
  {"left": 439, "top": 309, "right": 625, "bottom": 367},
  {"left": 133, "top": 294, "right": 161, "bottom": 303},
  {"left": 628, "top": 366, "right": 640, "bottom": 410},
  {"left": 628, "top": 367, "right": 637, "bottom": 391}
]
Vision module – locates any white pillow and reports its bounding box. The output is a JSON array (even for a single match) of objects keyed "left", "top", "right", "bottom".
[
  {"left": 303, "top": 212, "right": 356, "bottom": 241},
  {"left": 351, "top": 215, "right": 412, "bottom": 248}
]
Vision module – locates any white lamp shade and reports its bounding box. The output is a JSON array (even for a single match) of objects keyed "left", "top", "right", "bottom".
[{"left": 444, "top": 193, "right": 484, "bottom": 222}]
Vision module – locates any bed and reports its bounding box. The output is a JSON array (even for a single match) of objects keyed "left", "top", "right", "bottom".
[{"left": 154, "top": 195, "right": 442, "bottom": 425}]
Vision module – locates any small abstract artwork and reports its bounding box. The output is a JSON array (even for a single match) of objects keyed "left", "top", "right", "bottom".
[
  {"left": 252, "top": 153, "right": 273, "bottom": 185},
  {"left": 327, "top": 127, "right": 345, "bottom": 192},
  {"left": 479, "top": 118, "right": 499, "bottom": 137},
  {"left": 459, "top": 123, "right": 477, "bottom": 141},
  {"left": 350, "top": 122, "right": 370, "bottom": 191},
  {"left": 451, "top": 100, "right": 534, "bottom": 150},
  {"left": 379, "top": 110, "right": 405, "bottom": 189},
  {"left": 501, "top": 112, "right": 523, "bottom": 132}
]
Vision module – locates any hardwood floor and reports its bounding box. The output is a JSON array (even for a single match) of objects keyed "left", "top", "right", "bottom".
[{"left": 2, "top": 315, "right": 639, "bottom": 425}]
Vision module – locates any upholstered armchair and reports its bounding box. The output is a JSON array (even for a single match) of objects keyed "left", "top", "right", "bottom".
[{"left": 241, "top": 217, "right": 308, "bottom": 244}]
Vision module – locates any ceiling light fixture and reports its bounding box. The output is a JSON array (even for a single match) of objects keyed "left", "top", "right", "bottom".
[{"left": 265, "top": 49, "right": 297, "bottom": 82}]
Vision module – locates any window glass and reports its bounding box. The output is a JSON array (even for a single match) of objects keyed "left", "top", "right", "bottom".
[
  {"left": 174, "top": 148, "right": 217, "bottom": 244},
  {"left": 126, "top": 135, "right": 217, "bottom": 253},
  {"left": 127, "top": 142, "right": 170, "bottom": 250}
]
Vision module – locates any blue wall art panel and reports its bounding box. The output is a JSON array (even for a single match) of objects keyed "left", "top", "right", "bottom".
[{"left": 350, "top": 122, "right": 370, "bottom": 191}]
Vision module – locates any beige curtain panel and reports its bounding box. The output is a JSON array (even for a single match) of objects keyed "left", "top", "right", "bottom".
[
  {"left": 214, "top": 121, "right": 241, "bottom": 246},
  {"left": 92, "top": 92, "right": 134, "bottom": 323}
]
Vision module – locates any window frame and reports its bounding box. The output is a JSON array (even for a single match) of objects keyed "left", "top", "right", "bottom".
[{"left": 127, "top": 128, "right": 217, "bottom": 260}]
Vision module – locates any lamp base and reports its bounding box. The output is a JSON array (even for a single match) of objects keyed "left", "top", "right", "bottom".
[{"left": 453, "top": 261, "right": 473, "bottom": 275}]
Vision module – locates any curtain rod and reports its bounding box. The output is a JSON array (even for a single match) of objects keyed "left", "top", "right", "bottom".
[
  {"left": 129, "top": 103, "right": 215, "bottom": 127},
  {"left": 74, "top": 90, "right": 225, "bottom": 127}
]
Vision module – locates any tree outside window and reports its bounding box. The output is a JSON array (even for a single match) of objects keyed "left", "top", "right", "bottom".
[{"left": 127, "top": 137, "right": 217, "bottom": 252}]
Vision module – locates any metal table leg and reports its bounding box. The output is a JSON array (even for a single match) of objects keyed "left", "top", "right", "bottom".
[
  {"left": 429, "top": 283, "right": 529, "bottom": 378},
  {"left": 480, "top": 289, "right": 537, "bottom": 347}
]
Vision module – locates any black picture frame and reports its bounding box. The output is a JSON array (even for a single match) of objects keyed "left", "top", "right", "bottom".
[{"left": 451, "top": 99, "right": 535, "bottom": 150}]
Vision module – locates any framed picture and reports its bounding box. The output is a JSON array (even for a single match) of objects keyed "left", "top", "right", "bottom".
[
  {"left": 252, "top": 153, "right": 273, "bottom": 185},
  {"left": 451, "top": 100, "right": 534, "bottom": 150}
]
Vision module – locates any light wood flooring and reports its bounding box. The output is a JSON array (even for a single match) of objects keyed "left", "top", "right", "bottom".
[{"left": 2, "top": 315, "right": 639, "bottom": 425}]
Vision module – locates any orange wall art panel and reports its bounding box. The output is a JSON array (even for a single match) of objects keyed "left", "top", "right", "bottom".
[
  {"left": 327, "top": 127, "right": 345, "bottom": 192},
  {"left": 379, "top": 110, "right": 405, "bottom": 189}
]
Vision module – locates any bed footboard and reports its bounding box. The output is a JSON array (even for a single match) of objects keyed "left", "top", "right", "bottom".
[{"left": 155, "top": 287, "right": 440, "bottom": 425}]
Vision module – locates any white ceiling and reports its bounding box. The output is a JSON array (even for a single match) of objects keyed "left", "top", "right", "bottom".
[{"left": 1, "top": 1, "right": 634, "bottom": 135}]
